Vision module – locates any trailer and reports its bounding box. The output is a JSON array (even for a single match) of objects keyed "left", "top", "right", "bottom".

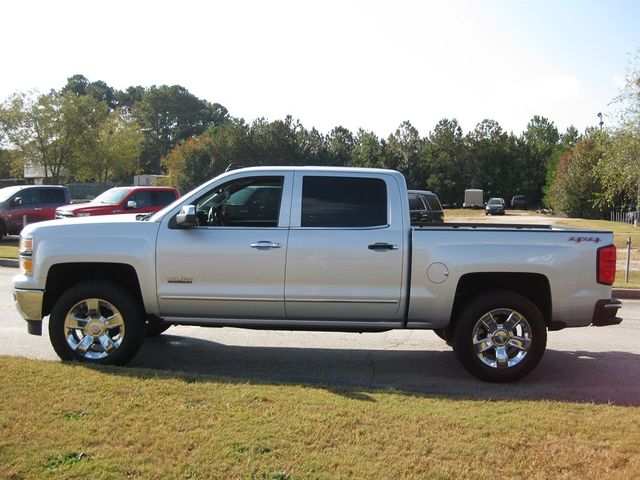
[{"left": 463, "top": 189, "right": 483, "bottom": 208}]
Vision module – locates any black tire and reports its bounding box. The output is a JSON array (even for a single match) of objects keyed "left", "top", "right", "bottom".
[
  {"left": 49, "top": 280, "right": 145, "bottom": 365},
  {"left": 145, "top": 318, "right": 171, "bottom": 337},
  {"left": 452, "top": 290, "right": 546, "bottom": 382}
]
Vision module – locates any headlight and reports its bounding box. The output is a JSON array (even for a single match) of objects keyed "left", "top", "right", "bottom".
[{"left": 19, "top": 234, "right": 34, "bottom": 276}]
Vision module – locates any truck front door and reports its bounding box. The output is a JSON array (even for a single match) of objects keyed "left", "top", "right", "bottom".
[{"left": 156, "top": 173, "right": 293, "bottom": 319}]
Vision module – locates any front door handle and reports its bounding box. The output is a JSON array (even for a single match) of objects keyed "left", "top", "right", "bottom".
[
  {"left": 368, "top": 242, "right": 399, "bottom": 250},
  {"left": 250, "top": 241, "right": 282, "bottom": 250}
]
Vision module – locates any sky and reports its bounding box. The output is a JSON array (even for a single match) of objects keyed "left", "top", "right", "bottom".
[{"left": 2, "top": 0, "right": 639, "bottom": 137}]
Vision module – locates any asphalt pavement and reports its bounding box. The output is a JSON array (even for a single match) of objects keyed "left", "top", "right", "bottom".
[{"left": 1, "top": 265, "right": 639, "bottom": 406}]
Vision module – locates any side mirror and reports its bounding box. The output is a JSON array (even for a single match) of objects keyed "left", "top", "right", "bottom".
[
  {"left": 126, "top": 200, "right": 138, "bottom": 210},
  {"left": 176, "top": 205, "right": 197, "bottom": 228},
  {"left": 12, "top": 197, "right": 22, "bottom": 207}
]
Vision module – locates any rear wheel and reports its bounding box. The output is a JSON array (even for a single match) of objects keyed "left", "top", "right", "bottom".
[
  {"left": 453, "top": 290, "right": 546, "bottom": 382},
  {"left": 49, "top": 281, "right": 145, "bottom": 365}
]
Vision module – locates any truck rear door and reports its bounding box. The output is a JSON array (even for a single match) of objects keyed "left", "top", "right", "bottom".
[{"left": 284, "top": 172, "right": 406, "bottom": 321}]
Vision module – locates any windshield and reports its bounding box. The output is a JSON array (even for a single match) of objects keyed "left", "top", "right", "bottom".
[
  {"left": 488, "top": 199, "right": 502, "bottom": 205},
  {"left": 0, "top": 186, "right": 23, "bottom": 202},
  {"left": 91, "top": 188, "right": 131, "bottom": 205}
]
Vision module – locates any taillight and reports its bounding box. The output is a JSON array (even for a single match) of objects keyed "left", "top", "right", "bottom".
[{"left": 597, "top": 244, "right": 616, "bottom": 285}]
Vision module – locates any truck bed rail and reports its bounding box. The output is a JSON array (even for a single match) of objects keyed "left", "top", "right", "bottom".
[{"left": 414, "top": 223, "right": 553, "bottom": 230}]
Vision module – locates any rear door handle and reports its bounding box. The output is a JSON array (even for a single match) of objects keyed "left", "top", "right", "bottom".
[
  {"left": 250, "top": 241, "right": 282, "bottom": 249},
  {"left": 368, "top": 242, "right": 399, "bottom": 250}
]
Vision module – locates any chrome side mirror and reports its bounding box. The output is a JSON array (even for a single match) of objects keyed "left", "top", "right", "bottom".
[{"left": 176, "top": 205, "right": 197, "bottom": 228}]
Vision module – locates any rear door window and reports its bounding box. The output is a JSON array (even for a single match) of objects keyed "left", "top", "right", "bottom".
[
  {"left": 152, "top": 190, "right": 177, "bottom": 206},
  {"left": 129, "top": 190, "right": 152, "bottom": 208},
  {"left": 42, "top": 188, "right": 66, "bottom": 203},
  {"left": 301, "top": 176, "right": 387, "bottom": 228}
]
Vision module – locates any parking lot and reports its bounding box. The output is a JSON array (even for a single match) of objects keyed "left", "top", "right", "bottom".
[{"left": 2, "top": 264, "right": 639, "bottom": 406}]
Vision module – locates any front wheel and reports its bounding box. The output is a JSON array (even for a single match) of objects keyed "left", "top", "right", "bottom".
[
  {"left": 453, "top": 290, "right": 546, "bottom": 382},
  {"left": 49, "top": 281, "right": 145, "bottom": 365}
]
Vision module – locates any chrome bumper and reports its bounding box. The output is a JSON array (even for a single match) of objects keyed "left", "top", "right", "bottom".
[{"left": 13, "top": 288, "right": 44, "bottom": 322}]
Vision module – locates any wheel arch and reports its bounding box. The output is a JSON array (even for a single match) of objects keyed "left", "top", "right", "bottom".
[
  {"left": 43, "top": 263, "right": 144, "bottom": 317},
  {"left": 450, "top": 272, "right": 551, "bottom": 331}
]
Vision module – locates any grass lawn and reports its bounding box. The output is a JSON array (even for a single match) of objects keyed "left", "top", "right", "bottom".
[
  {"left": 0, "top": 356, "right": 638, "bottom": 479},
  {"left": 0, "top": 237, "right": 19, "bottom": 259},
  {"left": 0, "top": 245, "right": 18, "bottom": 259}
]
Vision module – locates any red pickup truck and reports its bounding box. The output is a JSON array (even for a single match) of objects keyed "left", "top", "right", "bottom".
[{"left": 55, "top": 186, "right": 180, "bottom": 218}]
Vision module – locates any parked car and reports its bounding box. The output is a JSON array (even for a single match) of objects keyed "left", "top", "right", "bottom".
[
  {"left": 511, "top": 195, "right": 527, "bottom": 209},
  {"left": 485, "top": 197, "right": 505, "bottom": 215},
  {"left": 55, "top": 186, "right": 180, "bottom": 218},
  {"left": 408, "top": 190, "right": 444, "bottom": 224},
  {"left": 0, "top": 185, "right": 70, "bottom": 239}
]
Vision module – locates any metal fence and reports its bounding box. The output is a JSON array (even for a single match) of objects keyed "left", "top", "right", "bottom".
[{"left": 610, "top": 210, "right": 637, "bottom": 224}]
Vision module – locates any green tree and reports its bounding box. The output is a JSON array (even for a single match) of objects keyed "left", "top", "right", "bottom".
[
  {"left": 247, "top": 116, "right": 304, "bottom": 166},
  {"left": 423, "top": 118, "right": 465, "bottom": 205},
  {"left": 548, "top": 130, "right": 607, "bottom": 218},
  {"left": 136, "top": 85, "right": 229, "bottom": 173},
  {"left": 62, "top": 74, "right": 118, "bottom": 110},
  {"left": 298, "top": 127, "right": 331, "bottom": 166},
  {"left": 76, "top": 108, "right": 143, "bottom": 186},
  {"left": 327, "top": 126, "right": 355, "bottom": 167},
  {"left": 598, "top": 53, "right": 640, "bottom": 212},
  {"left": 0, "top": 91, "right": 107, "bottom": 182},
  {"left": 385, "top": 121, "right": 424, "bottom": 188},
  {"left": 351, "top": 129, "right": 384, "bottom": 168},
  {"left": 465, "top": 119, "right": 514, "bottom": 200},
  {"left": 163, "top": 119, "right": 251, "bottom": 192},
  {"left": 523, "top": 115, "right": 559, "bottom": 206},
  {"left": 543, "top": 126, "right": 580, "bottom": 206}
]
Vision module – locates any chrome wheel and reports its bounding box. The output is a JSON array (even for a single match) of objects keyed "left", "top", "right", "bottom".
[
  {"left": 472, "top": 308, "right": 532, "bottom": 369},
  {"left": 63, "top": 298, "right": 125, "bottom": 360}
]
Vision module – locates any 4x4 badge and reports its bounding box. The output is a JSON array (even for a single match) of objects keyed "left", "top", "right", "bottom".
[{"left": 568, "top": 236, "right": 601, "bottom": 243}]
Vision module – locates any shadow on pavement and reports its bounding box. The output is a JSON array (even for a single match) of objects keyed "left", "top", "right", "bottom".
[{"left": 119, "top": 333, "right": 640, "bottom": 407}]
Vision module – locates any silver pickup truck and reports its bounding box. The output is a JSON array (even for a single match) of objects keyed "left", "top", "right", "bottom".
[{"left": 12, "top": 167, "right": 622, "bottom": 382}]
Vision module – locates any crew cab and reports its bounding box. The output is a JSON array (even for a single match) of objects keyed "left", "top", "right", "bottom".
[
  {"left": 0, "top": 185, "right": 70, "bottom": 239},
  {"left": 55, "top": 186, "right": 179, "bottom": 218},
  {"left": 12, "top": 167, "right": 622, "bottom": 382}
]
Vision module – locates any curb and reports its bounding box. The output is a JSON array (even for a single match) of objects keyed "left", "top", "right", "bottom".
[
  {"left": 612, "top": 289, "right": 640, "bottom": 300},
  {"left": 0, "top": 259, "right": 18, "bottom": 268}
]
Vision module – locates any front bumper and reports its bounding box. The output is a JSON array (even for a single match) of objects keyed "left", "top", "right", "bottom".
[
  {"left": 13, "top": 288, "right": 44, "bottom": 335},
  {"left": 591, "top": 299, "right": 623, "bottom": 326}
]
